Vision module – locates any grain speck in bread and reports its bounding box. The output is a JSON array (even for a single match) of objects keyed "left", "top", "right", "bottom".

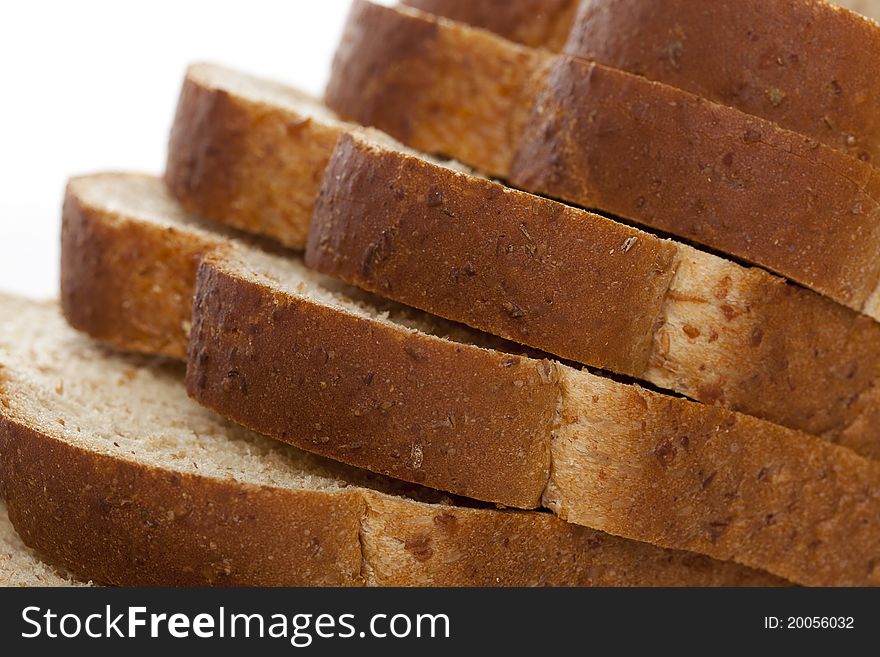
[
  {"left": 0, "top": 295, "right": 776, "bottom": 587},
  {"left": 60, "top": 174, "right": 880, "bottom": 585},
  {"left": 325, "top": 1, "right": 880, "bottom": 319}
]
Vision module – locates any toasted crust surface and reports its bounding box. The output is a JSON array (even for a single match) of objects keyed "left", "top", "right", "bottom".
[
  {"left": 325, "top": 1, "right": 880, "bottom": 317},
  {"left": 511, "top": 58, "right": 880, "bottom": 311},
  {"left": 187, "top": 254, "right": 557, "bottom": 508},
  {"left": 407, "top": 0, "right": 880, "bottom": 163},
  {"left": 307, "top": 136, "right": 880, "bottom": 458}
]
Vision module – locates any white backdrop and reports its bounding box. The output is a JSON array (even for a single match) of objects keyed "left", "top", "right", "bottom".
[{"left": 0, "top": 0, "right": 352, "bottom": 299}]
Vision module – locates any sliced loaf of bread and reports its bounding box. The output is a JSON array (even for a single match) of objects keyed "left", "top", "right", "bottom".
[
  {"left": 404, "top": 0, "right": 880, "bottom": 163},
  {"left": 325, "top": 1, "right": 880, "bottom": 320},
  {"left": 161, "top": 63, "right": 880, "bottom": 459},
  {"left": 60, "top": 173, "right": 880, "bottom": 586},
  {"left": 2, "top": 294, "right": 769, "bottom": 586}
]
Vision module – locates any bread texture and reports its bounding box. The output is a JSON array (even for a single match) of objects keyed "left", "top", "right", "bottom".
[
  {"left": 60, "top": 173, "right": 880, "bottom": 585},
  {"left": 0, "top": 501, "right": 88, "bottom": 587},
  {"left": 405, "top": 0, "right": 880, "bottom": 164},
  {"left": 1, "top": 294, "right": 777, "bottom": 587},
  {"left": 162, "top": 62, "right": 880, "bottom": 458},
  {"left": 324, "top": 1, "right": 880, "bottom": 320}
]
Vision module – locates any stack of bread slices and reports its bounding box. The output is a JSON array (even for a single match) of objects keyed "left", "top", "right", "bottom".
[{"left": 3, "top": 0, "right": 880, "bottom": 587}]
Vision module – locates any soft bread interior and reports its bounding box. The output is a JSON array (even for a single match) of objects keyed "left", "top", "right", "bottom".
[{"left": 0, "top": 500, "right": 87, "bottom": 587}]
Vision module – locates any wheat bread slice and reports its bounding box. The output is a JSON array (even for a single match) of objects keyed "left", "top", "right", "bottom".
[
  {"left": 0, "top": 500, "right": 89, "bottom": 587},
  {"left": 404, "top": 0, "right": 880, "bottom": 164},
  {"left": 164, "top": 63, "right": 880, "bottom": 458},
  {"left": 325, "top": 1, "right": 880, "bottom": 319},
  {"left": 62, "top": 174, "right": 880, "bottom": 585},
  {"left": 3, "top": 295, "right": 766, "bottom": 587}
]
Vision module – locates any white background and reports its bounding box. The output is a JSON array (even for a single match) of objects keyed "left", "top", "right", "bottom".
[{"left": 0, "top": 0, "right": 353, "bottom": 298}]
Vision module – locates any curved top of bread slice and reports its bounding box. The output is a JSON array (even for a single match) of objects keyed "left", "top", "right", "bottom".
[
  {"left": 62, "top": 173, "right": 880, "bottom": 586},
  {"left": 325, "top": 1, "right": 880, "bottom": 319},
  {"left": 0, "top": 500, "right": 88, "bottom": 587},
  {"left": 5, "top": 293, "right": 774, "bottom": 586}
]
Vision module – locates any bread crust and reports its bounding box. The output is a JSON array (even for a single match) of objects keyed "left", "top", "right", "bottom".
[
  {"left": 306, "top": 134, "right": 678, "bottom": 376},
  {"left": 325, "top": 1, "right": 880, "bottom": 316},
  {"left": 565, "top": 0, "right": 880, "bottom": 163},
  {"left": 307, "top": 135, "right": 880, "bottom": 458},
  {"left": 187, "top": 254, "right": 557, "bottom": 508},
  {"left": 326, "top": 1, "right": 552, "bottom": 177},
  {"left": 402, "top": 0, "right": 578, "bottom": 49},
  {"left": 62, "top": 174, "right": 880, "bottom": 584}
]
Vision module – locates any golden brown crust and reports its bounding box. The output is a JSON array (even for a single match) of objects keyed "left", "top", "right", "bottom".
[
  {"left": 186, "top": 255, "right": 556, "bottom": 507},
  {"left": 61, "top": 179, "right": 224, "bottom": 360},
  {"left": 306, "top": 135, "right": 678, "bottom": 376},
  {"left": 566, "top": 0, "right": 880, "bottom": 163},
  {"left": 166, "top": 66, "right": 341, "bottom": 249},
  {"left": 0, "top": 417, "right": 366, "bottom": 586},
  {"left": 402, "top": 0, "right": 578, "bottom": 49},
  {"left": 511, "top": 58, "right": 880, "bottom": 311},
  {"left": 550, "top": 372, "right": 880, "bottom": 587},
  {"left": 363, "top": 493, "right": 783, "bottom": 586},
  {"left": 325, "top": 1, "right": 880, "bottom": 315}
]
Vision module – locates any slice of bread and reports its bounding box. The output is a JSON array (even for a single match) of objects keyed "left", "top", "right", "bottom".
[
  {"left": 2, "top": 295, "right": 770, "bottom": 586},
  {"left": 0, "top": 500, "right": 88, "bottom": 587},
  {"left": 404, "top": 0, "right": 880, "bottom": 164},
  {"left": 60, "top": 174, "right": 880, "bottom": 585},
  {"left": 325, "top": 1, "right": 880, "bottom": 321},
  {"left": 161, "top": 62, "right": 880, "bottom": 458}
]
